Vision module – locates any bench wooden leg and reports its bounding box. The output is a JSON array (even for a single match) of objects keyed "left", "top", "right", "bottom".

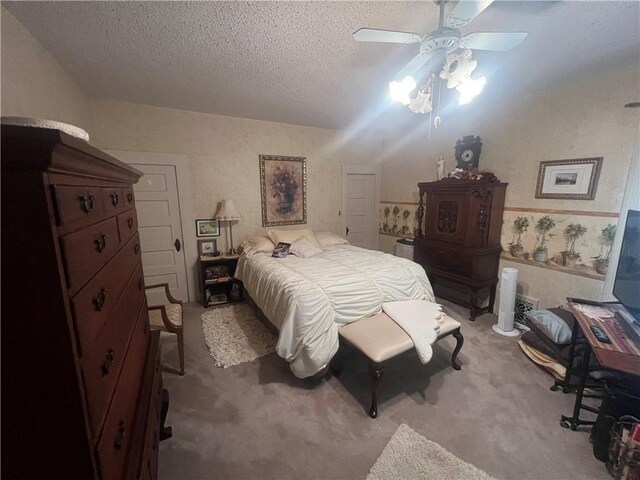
[
  {"left": 368, "top": 362, "right": 384, "bottom": 418},
  {"left": 451, "top": 329, "right": 464, "bottom": 370}
]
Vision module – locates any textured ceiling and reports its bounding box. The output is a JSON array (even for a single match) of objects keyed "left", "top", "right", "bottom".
[{"left": 4, "top": 1, "right": 639, "bottom": 130}]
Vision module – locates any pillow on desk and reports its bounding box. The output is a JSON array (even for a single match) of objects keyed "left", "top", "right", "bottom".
[{"left": 526, "top": 309, "right": 572, "bottom": 345}]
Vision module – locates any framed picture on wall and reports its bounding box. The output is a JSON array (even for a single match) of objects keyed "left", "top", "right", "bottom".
[
  {"left": 195, "top": 219, "right": 220, "bottom": 237},
  {"left": 259, "top": 154, "right": 307, "bottom": 226},
  {"left": 535, "top": 157, "right": 603, "bottom": 200}
]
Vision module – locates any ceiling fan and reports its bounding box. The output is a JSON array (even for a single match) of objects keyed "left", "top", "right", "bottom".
[{"left": 353, "top": 0, "right": 528, "bottom": 119}]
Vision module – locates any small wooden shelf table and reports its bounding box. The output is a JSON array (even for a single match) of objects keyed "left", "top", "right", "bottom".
[{"left": 198, "top": 255, "right": 243, "bottom": 308}]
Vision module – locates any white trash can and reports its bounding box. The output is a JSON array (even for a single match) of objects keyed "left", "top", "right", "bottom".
[{"left": 395, "top": 238, "right": 414, "bottom": 261}]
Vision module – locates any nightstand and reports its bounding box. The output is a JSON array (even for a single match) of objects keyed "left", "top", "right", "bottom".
[{"left": 198, "top": 255, "right": 244, "bottom": 308}]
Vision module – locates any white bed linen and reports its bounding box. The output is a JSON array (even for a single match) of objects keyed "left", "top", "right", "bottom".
[{"left": 235, "top": 244, "right": 435, "bottom": 378}]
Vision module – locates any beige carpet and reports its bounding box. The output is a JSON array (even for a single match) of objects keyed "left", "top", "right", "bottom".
[
  {"left": 201, "top": 303, "right": 277, "bottom": 368},
  {"left": 367, "top": 424, "right": 496, "bottom": 480}
]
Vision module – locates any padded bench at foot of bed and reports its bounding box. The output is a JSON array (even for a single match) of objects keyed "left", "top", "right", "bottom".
[{"left": 333, "top": 312, "right": 463, "bottom": 418}]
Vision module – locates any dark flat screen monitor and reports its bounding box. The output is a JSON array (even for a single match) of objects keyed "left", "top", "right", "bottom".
[{"left": 613, "top": 209, "right": 640, "bottom": 322}]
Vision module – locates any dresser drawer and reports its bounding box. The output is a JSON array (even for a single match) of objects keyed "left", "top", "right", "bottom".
[
  {"left": 144, "top": 398, "right": 160, "bottom": 480},
  {"left": 95, "top": 302, "right": 150, "bottom": 480},
  {"left": 61, "top": 218, "right": 121, "bottom": 294},
  {"left": 122, "top": 188, "right": 135, "bottom": 209},
  {"left": 416, "top": 248, "right": 473, "bottom": 280},
  {"left": 117, "top": 209, "right": 138, "bottom": 244},
  {"left": 52, "top": 185, "right": 105, "bottom": 226},
  {"left": 71, "top": 234, "right": 142, "bottom": 356},
  {"left": 82, "top": 266, "right": 146, "bottom": 435},
  {"left": 153, "top": 354, "right": 163, "bottom": 419},
  {"left": 102, "top": 187, "right": 124, "bottom": 214}
]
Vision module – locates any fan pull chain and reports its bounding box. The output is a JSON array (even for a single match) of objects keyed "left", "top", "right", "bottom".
[
  {"left": 427, "top": 73, "right": 434, "bottom": 138},
  {"left": 434, "top": 73, "right": 442, "bottom": 129}
]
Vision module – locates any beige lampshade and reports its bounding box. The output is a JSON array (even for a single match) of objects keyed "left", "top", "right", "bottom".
[{"left": 215, "top": 199, "right": 242, "bottom": 221}]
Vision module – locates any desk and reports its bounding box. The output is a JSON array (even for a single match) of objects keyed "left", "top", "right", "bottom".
[{"left": 555, "top": 301, "right": 640, "bottom": 430}]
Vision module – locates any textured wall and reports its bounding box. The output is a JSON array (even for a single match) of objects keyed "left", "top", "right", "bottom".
[
  {"left": 0, "top": 7, "right": 92, "bottom": 132},
  {"left": 380, "top": 65, "right": 640, "bottom": 308},
  {"left": 90, "top": 99, "right": 383, "bottom": 249}
]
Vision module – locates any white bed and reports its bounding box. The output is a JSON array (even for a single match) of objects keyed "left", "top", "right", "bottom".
[{"left": 235, "top": 244, "right": 435, "bottom": 378}]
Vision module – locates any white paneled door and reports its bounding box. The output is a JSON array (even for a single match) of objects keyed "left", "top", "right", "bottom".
[
  {"left": 132, "top": 164, "right": 188, "bottom": 303},
  {"left": 345, "top": 174, "right": 376, "bottom": 248}
]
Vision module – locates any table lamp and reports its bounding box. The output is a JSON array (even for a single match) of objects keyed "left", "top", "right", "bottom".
[{"left": 215, "top": 199, "right": 242, "bottom": 255}]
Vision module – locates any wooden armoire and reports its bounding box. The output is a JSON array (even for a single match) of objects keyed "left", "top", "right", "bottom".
[
  {"left": 1, "top": 125, "right": 168, "bottom": 479},
  {"left": 414, "top": 178, "right": 508, "bottom": 320}
]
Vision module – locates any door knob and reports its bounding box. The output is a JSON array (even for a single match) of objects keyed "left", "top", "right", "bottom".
[{"left": 174, "top": 239, "right": 181, "bottom": 252}]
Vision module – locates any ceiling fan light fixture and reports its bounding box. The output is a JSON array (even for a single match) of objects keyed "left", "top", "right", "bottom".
[
  {"left": 408, "top": 75, "right": 435, "bottom": 114},
  {"left": 389, "top": 76, "right": 417, "bottom": 105},
  {"left": 457, "top": 75, "right": 486, "bottom": 105},
  {"left": 440, "top": 49, "right": 477, "bottom": 89}
]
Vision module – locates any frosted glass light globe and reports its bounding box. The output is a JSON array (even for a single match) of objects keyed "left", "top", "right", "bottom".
[{"left": 389, "top": 76, "right": 417, "bottom": 105}]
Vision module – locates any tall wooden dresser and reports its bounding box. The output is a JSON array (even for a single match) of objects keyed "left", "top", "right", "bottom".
[
  {"left": 414, "top": 178, "right": 507, "bottom": 320},
  {"left": 2, "top": 125, "right": 167, "bottom": 479}
]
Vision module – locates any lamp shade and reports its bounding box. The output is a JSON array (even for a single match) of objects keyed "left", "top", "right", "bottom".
[{"left": 215, "top": 199, "right": 242, "bottom": 221}]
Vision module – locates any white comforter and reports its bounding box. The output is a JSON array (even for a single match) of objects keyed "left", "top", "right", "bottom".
[{"left": 235, "top": 244, "right": 434, "bottom": 378}]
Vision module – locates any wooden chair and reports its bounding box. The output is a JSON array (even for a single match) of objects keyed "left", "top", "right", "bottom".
[{"left": 145, "top": 283, "right": 185, "bottom": 375}]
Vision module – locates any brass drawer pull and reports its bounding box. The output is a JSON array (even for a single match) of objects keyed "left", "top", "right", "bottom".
[
  {"left": 114, "top": 420, "right": 126, "bottom": 450},
  {"left": 127, "top": 217, "right": 134, "bottom": 229},
  {"left": 95, "top": 234, "right": 108, "bottom": 253},
  {"left": 110, "top": 192, "right": 120, "bottom": 206},
  {"left": 100, "top": 349, "right": 115, "bottom": 376},
  {"left": 78, "top": 193, "right": 95, "bottom": 213},
  {"left": 92, "top": 287, "right": 107, "bottom": 311},
  {"left": 134, "top": 243, "right": 140, "bottom": 255},
  {"left": 126, "top": 192, "right": 133, "bottom": 203}
]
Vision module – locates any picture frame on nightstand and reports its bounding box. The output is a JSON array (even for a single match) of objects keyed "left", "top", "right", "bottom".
[{"left": 197, "top": 239, "right": 217, "bottom": 256}]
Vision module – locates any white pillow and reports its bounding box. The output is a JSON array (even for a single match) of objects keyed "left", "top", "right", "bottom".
[
  {"left": 290, "top": 236, "right": 324, "bottom": 258},
  {"left": 240, "top": 236, "right": 275, "bottom": 256},
  {"left": 268, "top": 228, "right": 322, "bottom": 249},
  {"left": 316, "top": 231, "right": 349, "bottom": 248}
]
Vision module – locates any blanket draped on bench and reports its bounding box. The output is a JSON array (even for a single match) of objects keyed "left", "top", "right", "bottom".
[{"left": 382, "top": 300, "right": 442, "bottom": 364}]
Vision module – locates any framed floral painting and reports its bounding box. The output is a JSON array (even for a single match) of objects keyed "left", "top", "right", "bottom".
[{"left": 259, "top": 155, "right": 307, "bottom": 226}]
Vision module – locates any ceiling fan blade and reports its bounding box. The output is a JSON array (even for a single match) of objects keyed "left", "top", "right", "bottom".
[
  {"left": 445, "top": 0, "right": 495, "bottom": 28},
  {"left": 396, "top": 52, "right": 432, "bottom": 80},
  {"left": 353, "top": 28, "right": 422, "bottom": 44},
  {"left": 460, "top": 32, "right": 528, "bottom": 51}
]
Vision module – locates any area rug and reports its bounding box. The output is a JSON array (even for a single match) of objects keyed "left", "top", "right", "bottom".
[
  {"left": 366, "top": 424, "right": 496, "bottom": 480},
  {"left": 201, "top": 303, "right": 277, "bottom": 368}
]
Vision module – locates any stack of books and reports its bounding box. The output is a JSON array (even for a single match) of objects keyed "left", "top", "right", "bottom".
[
  {"left": 207, "top": 293, "right": 228, "bottom": 306},
  {"left": 205, "top": 276, "right": 230, "bottom": 284}
]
